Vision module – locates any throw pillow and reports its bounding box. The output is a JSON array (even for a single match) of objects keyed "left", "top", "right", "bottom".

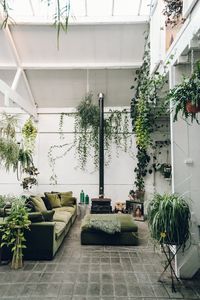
[
  {"left": 59, "top": 191, "right": 73, "bottom": 198},
  {"left": 42, "top": 195, "right": 52, "bottom": 210},
  {"left": 28, "top": 212, "right": 44, "bottom": 223},
  {"left": 60, "top": 195, "right": 76, "bottom": 207},
  {"left": 45, "top": 193, "right": 61, "bottom": 208},
  {"left": 41, "top": 210, "right": 55, "bottom": 222},
  {"left": 30, "top": 195, "right": 47, "bottom": 212}
]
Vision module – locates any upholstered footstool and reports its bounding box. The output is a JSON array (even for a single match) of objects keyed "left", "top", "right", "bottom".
[{"left": 80, "top": 214, "right": 138, "bottom": 245}]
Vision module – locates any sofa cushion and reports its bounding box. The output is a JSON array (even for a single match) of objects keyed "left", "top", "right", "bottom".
[
  {"left": 64, "top": 206, "right": 76, "bottom": 215},
  {"left": 30, "top": 196, "right": 47, "bottom": 212},
  {"left": 60, "top": 195, "right": 76, "bottom": 207},
  {"left": 28, "top": 212, "right": 44, "bottom": 223},
  {"left": 53, "top": 210, "right": 72, "bottom": 224},
  {"left": 42, "top": 196, "right": 52, "bottom": 210},
  {"left": 55, "top": 221, "right": 66, "bottom": 240},
  {"left": 45, "top": 193, "right": 61, "bottom": 208},
  {"left": 117, "top": 214, "right": 138, "bottom": 232},
  {"left": 42, "top": 210, "right": 55, "bottom": 222}
]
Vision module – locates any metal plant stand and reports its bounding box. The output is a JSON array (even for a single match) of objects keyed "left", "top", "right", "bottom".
[{"left": 158, "top": 243, "right": 182, "bottom": 292}]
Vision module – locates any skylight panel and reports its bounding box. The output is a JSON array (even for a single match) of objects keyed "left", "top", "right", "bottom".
[
  {"left": 70, "top": 0, "right": 86, "bottom": 17},
  {"left": 140, "top": 0, "right": 152, "bottom": 15},
  {"left": 86, "top": 0, "right": 113, "bottom": 17},
  {"left": 113, "top": 0, "right": 141, "bottom": 16},
  {"left": 8, "top": 0, "right": 33, "bottom": 17}
]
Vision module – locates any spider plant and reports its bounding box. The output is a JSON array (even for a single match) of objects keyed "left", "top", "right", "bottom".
[{"left": 147, "top": 193, "right": 191, "bottom": 248}]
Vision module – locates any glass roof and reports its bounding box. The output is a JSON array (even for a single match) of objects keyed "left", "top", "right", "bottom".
[{"left": 6, "top": 0, "right": 152, "bottom": 22}]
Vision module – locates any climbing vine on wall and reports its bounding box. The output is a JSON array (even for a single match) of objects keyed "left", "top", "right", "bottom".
[
  {"left": 130, "top": 30, "right": 169, "bottom": 192},
  {"left": 48, "top": 93, "right": 131, "bottom": 184}
]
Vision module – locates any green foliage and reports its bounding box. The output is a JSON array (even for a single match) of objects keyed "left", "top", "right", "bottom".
[
  {"left": 0, "top": 138, "right": 20, "bottom": 172},
  {"left": 22, "top": 118, "right": 37, "bottom": 151},
  {"left": 0, "top": 194, "right": 15, "bottom": 209},
  {"left": 48, "top": 93, "right": 130, "bottom": 184},
  {"left": 147, "top": 193, "right": 191, "bottom": 248},
  {"left": 0, "top": 197, "right": 31, "bottom": 269},
  {"left": 167, "top": 60, "right": 200, "bottom": 123},
  {"left": 21, "top": 166, "right": 39, "bottom": 190},
  {"left": 134, "top": 147, "right": 150, "bottom": 191},
  {"left": 163, "top": 0, "right": 183, "bottom": 27},
  {"left": 130, "top": 30, "right": 169, "bottom": 191},
  {"left": 0, "top": 112, "right": 18, "bottom": 139}
]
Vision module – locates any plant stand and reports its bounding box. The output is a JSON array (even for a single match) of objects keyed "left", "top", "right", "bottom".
[{"left": 158, "top": 243, "right": 181, "bottom": 292}]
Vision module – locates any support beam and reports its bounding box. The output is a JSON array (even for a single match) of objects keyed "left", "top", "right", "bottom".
[
  {"left": 0, "top": 79, "right": 37, "bottom": 119},
  {"left": 20, "top": 62, "right": 143, "bottom": 70},
  {"left": 11, "top": 68, "right": 22, "bottom": 90},
  {"left": 4, "top": 26, "right": 37, "bottom": 109}
]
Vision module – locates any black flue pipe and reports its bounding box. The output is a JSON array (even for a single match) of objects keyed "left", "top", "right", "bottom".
[{"left": 98, "top": 92, "right": 104, "bottom": 197}]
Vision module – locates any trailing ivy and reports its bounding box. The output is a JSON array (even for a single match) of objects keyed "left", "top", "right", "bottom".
[
  {"left": 130, "top": 31, "right": 169, "bottom": 193},
  {"left": 48, "top": 93, "right": 130, "bottom": 184}
]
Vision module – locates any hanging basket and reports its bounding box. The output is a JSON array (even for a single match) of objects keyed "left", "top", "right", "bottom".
[{"left": 186, "top": 101, "right": 200, "bottom": 113}]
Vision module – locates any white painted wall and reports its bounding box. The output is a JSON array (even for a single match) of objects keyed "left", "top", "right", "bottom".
[
  {"left": 0, "top": 108, "right": 171, "bottom": 208},
  {"left": 170, "top": 64, "right": 200, "bottom": 278}
]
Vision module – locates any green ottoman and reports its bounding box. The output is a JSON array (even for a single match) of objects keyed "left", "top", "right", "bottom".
[{"left": 81, "top": 214, "right": 138, "bottom": 245}]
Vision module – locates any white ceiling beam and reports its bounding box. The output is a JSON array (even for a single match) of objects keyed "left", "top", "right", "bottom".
[
  {"left": 4, "top": 26, "right": 37, "bottom": 109},
  {"left": 85, "top": 0, "right": 88, "bottom": 17},
  {"left": 29, "top": 0, "right": 36, "bottom": 16},
  {"left": 11, "top": 15, "right": 149, "bottom": 25},
  {"left": 138, "top": 0, "right": 143, "bottom": 16},
  {"left": 11, "top": 68, "right": 22, "bottom": 90},
  {"left": 21, "top": 62, "right": 143, "bottom": 70},
  {"left": 0, "top": 79, "right": 37, "bottom": 119},
  {"left": 111, "top": 0, "right": 115, "bottom": 16}
]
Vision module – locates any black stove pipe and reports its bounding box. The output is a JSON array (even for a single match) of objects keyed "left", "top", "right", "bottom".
[{"left": 98, "top": 92, "right": 104, "bottom": 197}]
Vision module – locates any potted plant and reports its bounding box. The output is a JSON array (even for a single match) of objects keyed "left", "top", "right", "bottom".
[
  {"left": 147, "top": 193, "right": 191, "bottom": 247},
  {"left": 156, "top": 163, "right": 172, "bottom": 179},
  {"left": 167, "top": 60, "right": 200, "bottom": 123},
  {"left": 0, "top": 197, "right": 31, "bottom": 269}
]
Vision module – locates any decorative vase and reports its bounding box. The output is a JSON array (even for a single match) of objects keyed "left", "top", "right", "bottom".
[{"left": 186, "top": 101, "right": 200, "bottom": 113}]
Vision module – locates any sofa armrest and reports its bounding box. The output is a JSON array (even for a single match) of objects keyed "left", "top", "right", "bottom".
[{"left": 23, "top": 221, "right": 56, "bottom": 260}]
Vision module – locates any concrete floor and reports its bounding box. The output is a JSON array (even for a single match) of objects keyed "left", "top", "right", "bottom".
[{"left": 0, "top": 215, "right": 200, "bottom": 300}]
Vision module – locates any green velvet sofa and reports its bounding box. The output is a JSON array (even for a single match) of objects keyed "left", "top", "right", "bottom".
[
  {"left": 81, "top": 214, "right": 138, "bottom": 246},
  {"left": 1, "top": 193, "right": 77, "bottom": 260}
]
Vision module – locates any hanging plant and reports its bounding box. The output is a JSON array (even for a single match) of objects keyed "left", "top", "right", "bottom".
[
  {"left": 22, "top": 118, "right": 37, "bottom": 151},
  {"left": 0, "top": 0, "right": 70, "bottom": 49},
  {"left": 167, "top": 60, "right": 200, "bottom": 123},
  {"left": 21, "top": 166, "right": 39, "bottom": 190},
  {"left": 163, "top": 0, "right": 183, "bottom": 27},
  {"left": 48, "top": 93, "right": 130, "bottom": 184}
]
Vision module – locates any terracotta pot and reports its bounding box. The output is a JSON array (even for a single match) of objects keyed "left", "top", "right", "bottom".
[{"left": 186, "top": 101, "right": 200, "bottom": 113}]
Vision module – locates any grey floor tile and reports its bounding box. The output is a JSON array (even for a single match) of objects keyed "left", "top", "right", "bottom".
[
  {"left": 73, "top": 282, "right": 88, "bottom": 295},
  {"left": 114, "top": 283, "right": 128, "bottom": 297},
  {"left": 101, "top": 283, "right": 114, "bottom": 296},
  {"left": 127, "top": 284, "right": 142, "bottom": 297},
  {"left": 59, "top": 283, "right": 74, "bottom": 297},
  {"left": 87, "top": 283, "right": 101, "bottom": 296}
]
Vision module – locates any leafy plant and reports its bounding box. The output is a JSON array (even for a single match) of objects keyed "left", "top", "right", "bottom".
[
  {"left": 156, "top": 163, "right": 171, "bottom": 178},
  {"left": 167, "top": 60, "right": 200, "bottom": 123},
  {"left": 22, "top": 118, "right": 37, "bottom": 152},
  {"left": 21, "top": 166, "right": 39, "bottom": 190},
  {"left": 48, "top": 93, "right": 130, "bottom": 184},
  {"left": 0, "top": 197, "right": 31, "bottom": 269},
  {"left": 0, "top": 112, "right": 18, "bottom": 139},
  {"left": 130, "top": 30, "right": 169, "bottom": 192},
  {"left": 147, "top": 193, "right": 191, "bottom": 248},
  {"left": 163, "top": 0, "right": 183, "bottom": 27}
]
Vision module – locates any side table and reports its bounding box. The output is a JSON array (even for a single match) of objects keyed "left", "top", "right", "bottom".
[{"left": 78, "top": 204, "right": 90, "bottom": 219}]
